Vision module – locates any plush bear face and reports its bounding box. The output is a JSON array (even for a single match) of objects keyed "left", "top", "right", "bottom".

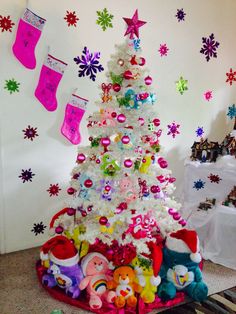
[
  {"left": 163, "top": 247, "right": 198, "bottom": 269},
  {"left": 113, "top": 266, "right": 135, "bottom": 284},
  {"left": 86, "top": 256, "right": 109, "bottom": 276}
]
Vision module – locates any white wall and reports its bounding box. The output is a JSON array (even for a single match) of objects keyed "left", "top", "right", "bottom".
[{"left": 0, "top": 0, "right": 236, "bottom": 253}]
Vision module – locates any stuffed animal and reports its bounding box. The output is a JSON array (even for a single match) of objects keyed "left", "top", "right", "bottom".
[
  {"left": 139, "top": 154, "right": 152, "bottom": 174},
  {"left": 40, "top": 236, "right": 83, "bottom": 298},
  {"left": 107, "top": 265, "right": 143, "bottom": 308},
  {"left": 158, "top": 229, "right": 208, "bottom": 302},
  {"left": 100, "top": 154, "right": 120, "bottom": 176},
  {"left": 132, "top": 243, "right": 162, "bottom": 303},
  {"left": 79, "top": 252, "right": 116, "bottom": 309}
]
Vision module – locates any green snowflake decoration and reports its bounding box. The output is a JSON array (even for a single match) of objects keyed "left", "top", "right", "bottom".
[
  {"left": 176, "top": 76, "right": 188, "bottom": 95},
  {"left": 96, "top": 8, "right": 113, "bottom": 31},
  {"left": 4, "top": 78, "right": 20, "bottom": 94}
]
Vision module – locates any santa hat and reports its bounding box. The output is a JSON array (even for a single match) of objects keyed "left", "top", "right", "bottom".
[
  {"left": 166, "top": 229, "right": 202, "bottom": 263},
  {"left": 142, "top": 242, "right": 163, "bottom": 277},
  {"left": 49, "top": 208, "right": 75, "bottom": 235},
  {"left": 40, "top": 235, "right": 79, "bottom": 267},
  {"left": 80, "top": 252, "right": 109, "bottom": 276}
]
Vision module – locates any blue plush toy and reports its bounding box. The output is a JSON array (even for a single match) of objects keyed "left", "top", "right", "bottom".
[{"left": 158, "top": 228, "right": 208, "bottom": 302}]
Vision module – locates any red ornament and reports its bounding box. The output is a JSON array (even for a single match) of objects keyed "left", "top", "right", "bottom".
[
  {"left": 99, "top": 216, "right": 108, "bottom": 225},
  {"left": 121, "top": 135, "right": 130, "bottom": 144},
  {"left": 73, "top": 173, "right": 80, "bottom": 179},
  {"left": 81, "top": 211, "right": 87, "bottom": 217},
  {"left": 111, "top": 112, "right": 117, "bottom": 118},
  {"left": 55, "top": 226, "right": 64, "bottom": 234},
  {"left": 153, "top": 118, "right": 160, "bottom": 127},
  {"left": 117, "top": 114, "right": 126, "bottom": 123},
  {"left": 67, "top": 208, "right": 76, "bottom": 216},
  {"left": 101, "top": 137, "right": 111, "bottom": 147},
  {"left": 113, "top": 83, "right": 121, "bottom": 92},
  {"left": 96, "top": 159, "right": 101, "bottom": 164},
  {"left": 145, "top": 76, "right": 152, "bottom": 85},
  {"left": 150, "top": 185, "right": 160, "bottom": 193},
  {"left": 123, "top": 70, "right": 133, "bottom": 80},
  {"left": 173, "top": 213, "right": 181, "bottom": 221},
  {"left": 124, "top": 159, "right": 133, "bottom": 168},
  {"left": 139, "top": 57, "right": 146, "bottom": 66},
  {"left": 159, "top": 160, "right": 168, "bottom": 168},
  {"left": 67, "top": 187, "right": 75, "bottom": 195},
  {"left": 77, "top": 153, "right": 86, "bottom": 163},
  {"left": 105, "top": 185, "right": 111, "bottom": 191},
  {"left": 84, "top": 179, "right": 93, "bottom": 188},
  {"left": 138, "top": 117, "right": 145, "bottom": 126}
]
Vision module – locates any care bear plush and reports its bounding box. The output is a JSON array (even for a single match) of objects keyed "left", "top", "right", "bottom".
[
  {"left": 107, "top": 265, "right": 143, "bottom": 308},
  {"left": 40, "top": 235, "right": 83, "bottom": 298},
  {"left": 79, "top": 252, "right": 116, "bottom": 309},
  {"left": 158, "top": 229, "right": 208, "bottom": 302}
]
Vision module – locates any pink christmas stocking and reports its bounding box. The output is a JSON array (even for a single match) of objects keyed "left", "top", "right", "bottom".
[
  {"left": 35, "top": 54, "right": 67, "bottom": 111},
  {"left": 12, "top": 8, "right": 46, "bottom": 69},
  {"left": 61, "top": 94, "right": 88, "bottom": 145}
]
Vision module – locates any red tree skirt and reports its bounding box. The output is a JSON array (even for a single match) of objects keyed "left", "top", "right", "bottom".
[{"left": 36, "top": 261, "right": 185, "bottom": 314}]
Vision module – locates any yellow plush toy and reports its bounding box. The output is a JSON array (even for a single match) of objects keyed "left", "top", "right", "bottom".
[
  {"left": 132, "top": 254, "right": 161, "bottom": 303},
  {"left": 139, "top": 154, "right": 152, "bottom": 174},
  {"left": 64, "top": 225, "right": 89, "bottom": 258}
]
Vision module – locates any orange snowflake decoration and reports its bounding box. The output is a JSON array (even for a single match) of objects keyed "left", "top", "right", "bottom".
[
  {"left": 0, "top": 15, "right": 15, "bottom": 32},
  {"left": 226, "top": 68, "right": 236, "bottom": 86},
  {"left": 64, "top": 11, "right": 79, "bottom": 27}
]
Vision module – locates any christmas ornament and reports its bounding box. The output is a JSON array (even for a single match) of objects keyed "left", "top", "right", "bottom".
[
  {"left": 110, "top": 72, "right": 123, "bottom": 85},
  {"left": 84, "top": 179, "right": 93, "bottom": 188},
  {"left": 124, "top": 159, "right": 133, "bottom": 168},
  {"left": 123, "top": 9, "right": 146, "bottom": 39},
  {"left": 31, "top": 221, "right": 46, "bottom": 235},
  {"left": 99, "top": 216, "right": 108, "bottom": 225},
  {"left": 117, "top": 114, "right": 126, "bottom": 123},
  {"left": 0, "top": 15, "right": 15, "bottom": 32},
  {"left": 115, "top": 202, "right": 128, "bottom": 214},
  {"left": 144, "top": 76, "right": 152, "bottom": 85},
  {"left": 139, "top": 155, "right": 152, "bottom": 174},
  {"left": 159, "top": 43, "right": 169, "bottom": 57},
  {"left": 19, "top": 168, "right": 35, "bottom": 183},
  {"left": 35, "top": 54, "right": 67, "bottom": 111},
  {"left": 12, "top": 8, "right": 46, "bottom": 69},
  {"left": 55, "top": 226, "right": 64, "bottom": 234},
  {"left": 47, "top": 184, "right": 61, "bottom": 197},
  {"left": 96, "top": 8, "right": 113, "bottom": 31},
  {"left": 176, "top": 76, "right": 188, "bottom": 95},
  {"left": 121, "top": 135, "right": 130, "bottom": 144},
  {"left": 123, "top": 70, "right": 133, "bottom": 80},
  {"left": 22, "top": 125, "right": 38, "bottom": 141},
  {"left": 101, "top": 137, "right": 111, "bottom": 148},
  {"left": 97, "top": 179, "right": 115, "bottom": 201},
  {"left": 67, "top": 187, "right": 76, "bottom": 195},
  {"left": 113, "top": 83, "right": 121, "bottom": 92},
  {"left": 133, "top": 38, "right": 141, "bottom": 51},
  {"left": 167, "top": 122, "right": 180, "bottom": 138},
  {"left": 61, "top": 94, "right": 88, "bottom": 144},
  {"left": 64, "top": 11, "right": 79, "bottom": 27},
  {"left": 130, "top": 55, "right": 145, "bottom": 66},
  {"left": 226, "top": 68, "right": 236, "bottom": 86},
  {"left": 153, "top": 118, "right": 160, "bottom": 127},
  {"left": 175, "top": 8, "right": 186, "bottom": 22},
  {"left": 100, "top": 108, "right": 117, "bottom": 126},
  {"left": 118, "top": 58, "right": 124, "bottom": 66},
  {"left": 200, "top": 33, "right": 220, "bottom": 62},
  {"left": 77, "top": 153, "right": 86, "bottom": 163},
  {"left": 74, "top": 47, "right": 104, "bottom": 81},
  {"left": 101, "top": 83, "right": 112, "bottom": 103},
  {"left": 4, "top": 78, "right": 20, "bottom": 94},
  {"left": 138, "top": 178, "right": 150, "bottom": 199}
]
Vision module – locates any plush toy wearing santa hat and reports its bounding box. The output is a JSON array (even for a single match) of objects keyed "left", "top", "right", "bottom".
[
  {"left": 158, "top": 228, "right": 208, "bottom": 302},
  {"left": 40, "top": 235, "right": 83, "bottom": 298}
]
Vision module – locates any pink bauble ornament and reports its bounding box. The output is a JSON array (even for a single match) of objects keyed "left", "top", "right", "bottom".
[
  {"left": 138, "top": 117, "right": 145, "bottom": 126},
  {"left": 179, "top": 219, "right": 187, "bottom": 226},
  {"left": 55, "top": 226, "right": 64, "bottom": 234},
  {"left": 81, "top": 211, "right": 87, "bottom": 217},
  {"left": 101, "top": 137, "right": 111, "bottom": 147},
  {"left": 96, "top": 159, "right": 101, "bottom": 164},
  {"left": 99, "top": 216, "right": 108, "bottom": 225},
  {"left": 123, "top": 70, "right": 133, "bottom": 79},
  {"left": 153, "top": 118, "right": 160, "bottom": 127},
  {"left": 67, "top": 187, "right": 75, "bottom": 195},
  {"left": 111, "top": 112, "right": 117, "bottom": 118},
  {"left": 84, "top": 179, "right": 93, "bottom": 188},
  {"left": 169, "top": 177, "right": 176, "bottom": 183},
  {"left": 67, "top": 208, "right": 76, "bottom": 216},
  {"left": 150, "top": 185, "right": 160, "bottom": 193},
  {"left": 173, "top": 212, "right": 181, "bottom": 221},
  {"left": 117, "top": 114, "right": 126, "bottom": 123},
  {"left": 113, "top": 83, "right": 121, "bottom": 92},
  {"left": 159, "top": 160, "right": 168, "bottom": 168},
  {"left": 124, "top": 159, "right": 133, "bottom": 168},
  {"left": 87, "top": 205, "right": 93, "bottom": 212},
  {"left": 77, "top": 153, "right": 86, "bottom": 163},
  {"left": 142, "top": 158, "right": 146, "bottom": 163},
  {"left": 105, "top": 185, "right": 111, "bottom": 191},
  {"left": 145, "top": 75, "right": 152, "bottom": 85},
  {"left": 168, "top": 208, "right": 176, "bottom": 215},
  {"left": 121, "top": 135, "right": 130, "bottom": 144}
]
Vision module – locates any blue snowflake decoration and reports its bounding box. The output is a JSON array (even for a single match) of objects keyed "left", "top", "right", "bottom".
[
  {"left": 133, "top": 38, "right": 141, "bottom": 51},
  {"left": 196, "top": 126, "right": 204, "bottom": 137},
  {"left": 193, "top": 179, "right": 206, "bottom": 191},
  {"left": 200, "top": 33, "right": 220, "bottom": 62},
  {"left": 73, "top": 47, "right": 104, "bottom": 81},
  {"left": 176, "top": 8, "right": 186, "bottom": 22},
  {"left": 227, "top": 104, "right": 236, "bottom": 119},
  {"left": 19, "top": 168, "right": 35, "bottom": 183}
]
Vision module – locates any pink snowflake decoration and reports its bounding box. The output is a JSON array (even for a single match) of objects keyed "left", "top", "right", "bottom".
[
  {"left": 47, "top": 183, "right": 61, "bottom": 197},
  {"left": 159, "top": 44, "right": 169, "bottom": 57},
  {"left": 204, "top": 90, "right": 213, "bottom": 101},
  {"left": 167, "top": 122, "right": 180, "bottom": 138}
]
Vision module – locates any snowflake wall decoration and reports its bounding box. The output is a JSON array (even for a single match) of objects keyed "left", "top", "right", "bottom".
[
  {"left": 4, "top": 79, "right": 20, "bottom": 94},
  {"left": 193, "top": 179, "right": 206, "bottom": 191},
  {"left": 64, "top": 11, "right": 79, "bottom": 27},
  {"left": 204, "top": 90, "right": 213, "bottom": 101},
  {"left": 208, "top": 173, "right": 222, "bottom": 184},
  {"left": 47, "top": 183, "right": 61, "bottom": 197},
  {"left": 159, "top": 44, "right": 169, "bottom": 57},
  {"left": 226, "top": 68, "right": 236, "bottom": 86},
  {"left": 22, "top": 126, "right": 39, "bottom": 141},
  {"left": 96, "top": 8, "right": 113, "bottom": 31},
  {"left": 74, "top": 47, "right": 104, "bottom": 81},
  {"left": 0, "top": 15, "right": 15, "bottom": 32},
  {"left": 31, "top": 222, "right": 46, "bottom": 236},
  {"left": 176, "top": 76, "right": 188, "bottom": 95},
  {"left": 227, "top": 104, "right": 236, "bottom": 119},
  {"left": 19, "top": 168, "right": 35, "bottom": 183},
  {"left": 167, "top": 122, "right": 180, "bottom": 138},
  {"left": 200, "top": 33, "right": 220, "bottom": 62},
  {"left": 196, "top": 127, "right": 204, "bottom": 137},
  {"left": 175, "top": 8, "right": 186, "bottom": 22}
]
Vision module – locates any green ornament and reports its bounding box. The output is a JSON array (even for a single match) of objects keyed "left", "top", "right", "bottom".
[
  {"left": 117, "top": 95, "right": 132, "bottom": 108},
  {"left": 176, "top": 76, "right": 188, "bottom": 95},
  {"left": 134, "top": 158, "right": 141, "bottom": 171},
  {"left": 110, "top": 72, "right": 123, "bottom": 85},
  {"left": 91, "top": 136, "right": 101, "bottom": 147}
]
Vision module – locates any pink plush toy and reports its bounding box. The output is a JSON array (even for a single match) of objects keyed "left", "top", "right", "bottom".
[{"left": 79, "top": 252, "right": 116, "bottom": 309}]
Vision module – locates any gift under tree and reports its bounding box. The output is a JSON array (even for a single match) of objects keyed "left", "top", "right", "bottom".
[{"left": 38, "top": 10, "right": 207, "bottom": 313}]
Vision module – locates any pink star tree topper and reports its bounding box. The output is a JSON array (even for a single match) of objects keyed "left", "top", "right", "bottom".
[{"left": 123, "top": 9, "right": 146, "bottom": 39}]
